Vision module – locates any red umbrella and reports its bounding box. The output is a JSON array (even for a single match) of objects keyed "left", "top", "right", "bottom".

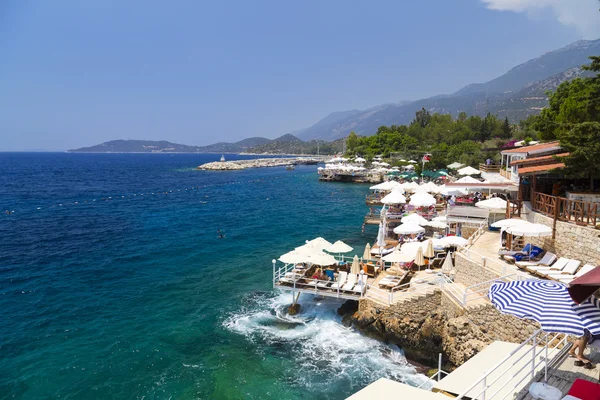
[{"left": 568, "top": 265, "right": 600, "bottom": 304}]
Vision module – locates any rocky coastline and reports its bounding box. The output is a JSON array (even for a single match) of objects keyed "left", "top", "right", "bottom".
[
  {"left": 337, "top": 291, "right": 538, "bottom": 371},
  {"left": 196, "top": 157, "right": 321, "bottom": 171}
]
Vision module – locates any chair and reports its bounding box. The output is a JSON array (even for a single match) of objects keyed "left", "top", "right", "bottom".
[
  {"left": 330, "top": 271, "right": 347, "bottom": 290},
  {"left": 342, "top": 273, "right": 357, "bottom": 291},
  {"left": 527, "top": 257, "right": 570, "bottom": 275},
  {"left": 551, "top": 264, "right": 595, "bottom": 284},
  {"left": 515, "top": 252, "right": 557, "bottom": 269}
]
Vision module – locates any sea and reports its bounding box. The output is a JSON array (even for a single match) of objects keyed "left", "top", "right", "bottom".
[{"left": 0, "top": 153, "right": 427, "bottom": 400}]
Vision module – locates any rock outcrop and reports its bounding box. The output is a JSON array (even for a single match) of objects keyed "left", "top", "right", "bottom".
[{"left": 340, "top": 292, "right": 538, "bottom": 370}]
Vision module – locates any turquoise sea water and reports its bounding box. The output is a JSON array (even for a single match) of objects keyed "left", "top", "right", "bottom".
[{"left": 0, "top": 153, "right": 426, "bottom": 399}]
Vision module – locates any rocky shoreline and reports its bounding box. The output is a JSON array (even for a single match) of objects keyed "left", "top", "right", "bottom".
[{"left": 196, "top": 157, "right": 321, "bottom": 171}]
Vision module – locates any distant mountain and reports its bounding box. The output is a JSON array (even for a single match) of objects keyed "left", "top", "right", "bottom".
[
  {"left": 293, "top": 39, "right": 600, "bottom": 141},
  {"left": 273, "top": 134, "right": 302, "bottom": 142},
  {"left": 248, "top": 137, "right": 345, "bottom": 155},
  {"left": 70, "top": 137, "right": 273, "bottom": 153}
]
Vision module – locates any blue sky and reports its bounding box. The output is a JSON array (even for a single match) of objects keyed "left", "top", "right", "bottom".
[{"left": 1, "top": 0, "right": 599, "bottom": 151}]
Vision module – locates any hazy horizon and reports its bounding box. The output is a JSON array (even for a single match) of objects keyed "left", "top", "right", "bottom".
[{"left": 2, "top": 0, "right": 600, "bottom": 151}]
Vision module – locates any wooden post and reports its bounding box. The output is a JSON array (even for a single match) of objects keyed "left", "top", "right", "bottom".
[
  {"left": 531, "top": 174, "right": 536, "bottom": 207},
  {"left": 552, "top": 196, "right": 559, "bottom": 239}
]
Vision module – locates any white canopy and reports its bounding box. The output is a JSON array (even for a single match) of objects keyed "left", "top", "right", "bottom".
[
  {"left": 326, "top": 240, "right": 353, "bottom": 254},
  {"left": 424, "top": 220, "right": 447, "bottom": 229},
  {"left": 306, "top": 237, "right": 333, "bottom": 249},
  {"left": 447, "top": 162, "right": 464, "bottom": 169},
  {"left": 432, "top": 215, "right": 447, "bottom": 222},
  {"left": 416, "top": 182, "right": 440, "bottom": 193},
  {"left": 491, "top": 218, "right": 531, "bottom": 229},
  {"left": 383, "top": 251, "right": 415, "bottom": 263},
  {"left": 381, "top": 190, "right": 407, "bottom": 204},
  {"left": 371, "top": 161, "right": 382, "bottom": 166},
  {"left": 455, "top": 176, "right": 481, "bottom": 184},
  {"left": 404, "top": 165, "right": 415, "bottom": 170},
  {"left": 401, "top": 181, "right": 421, "bottom": 192},
  {"left": 279, "top": 250, "right": 309, "bottom": 264},
  {"left": 475, "top": 198, "right": 512, "bottom": 213},
  {"left": 457, "top": 166, "right": 481, "bottom": 176},
  {"left": 379, "top": 162, "right": 390, "bottom": 167},
  {"left": 393, "top": 223, "right": 425, "bottom": 235},
  {"left": 370, "top": 180, "right": 402, "bottom": 191},
  {"left": 401, "top": 213, "right": 429, "bottom": 226},
  {"left": 440, "top": 236, "right": 469, "bottom": 247},
  {"left": 409, "top": 191, "right": 437, "bottom": 207},
  {"left": 408, "top": 160, "right": 417, "bottom": 164},
  {"left": 440, "top": 186, "right": 468, "bottom": 197},
  {"left": 305, "top": 252, "right": 338, "bottom": 266},
  {"left": 354, "top": 157, "right": 366, "bottom": 163},
  {"left": 506, "top": 223, "right": 552, "bottom": 237}
]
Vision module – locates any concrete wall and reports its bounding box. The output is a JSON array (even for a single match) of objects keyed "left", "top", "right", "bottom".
[
  {"left": 453, "top": 252, "right": 502, "bottom": 288},
  {"left": 524, "top": 211, "right": 600, "bottom": 266}
]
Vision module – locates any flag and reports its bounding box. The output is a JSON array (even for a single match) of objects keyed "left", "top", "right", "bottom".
[{"left": 422, "top": 154, "right": 430, "bottom": 162}]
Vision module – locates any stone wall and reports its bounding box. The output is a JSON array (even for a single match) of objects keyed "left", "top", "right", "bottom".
[
  {"left": 453, "top": 252, "right": 502, "bottom": 288},
  {"left": 524, "top": 211, "right": 600, "bottom": 266}
]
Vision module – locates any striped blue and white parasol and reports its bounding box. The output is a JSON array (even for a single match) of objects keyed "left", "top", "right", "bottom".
[{"left": 489, "top": 280, "right": 600, "bottom": 336}]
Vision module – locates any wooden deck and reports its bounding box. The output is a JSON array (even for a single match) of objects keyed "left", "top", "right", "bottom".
[{"left": 519, "top": 346, "right": 600, "bottom": 399}]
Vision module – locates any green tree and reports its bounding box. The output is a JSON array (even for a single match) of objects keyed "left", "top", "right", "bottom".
[
  {"left": 346, "top": 131, "right": 359, "bottom": 154},
  {"left": 413, "top": 107, "right": 431, "bottom": 128},
  {"left": 501, "top": 117, "right": 512, "bottom": 139},
  {"left": 558, "top": 122, "right": 600, "bottom": 190}
]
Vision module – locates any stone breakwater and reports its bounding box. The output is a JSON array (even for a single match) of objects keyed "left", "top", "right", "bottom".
[{"left": 196, "top": 157, "right": 320, "bottom": 171}]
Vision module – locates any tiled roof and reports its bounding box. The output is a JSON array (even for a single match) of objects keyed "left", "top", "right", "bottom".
[
  {"left": 510, "top": 153, "right": 569, "bottom": 166},
  {"left": 501, "top": 141, "right": 561, "bottom": 155},
  {"left": 518, "top": 163, "right": 565, "bottom": 174}
]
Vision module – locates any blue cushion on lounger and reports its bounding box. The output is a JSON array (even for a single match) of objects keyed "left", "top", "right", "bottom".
[{"left": 325, "top": 270, "right": 335, "bottom": 280}]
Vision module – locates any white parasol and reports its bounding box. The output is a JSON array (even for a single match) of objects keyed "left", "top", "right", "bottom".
[
  {"left": 326, "top": 240, "right": 353, "bottom": 254},
  {"left": 440, "top": 236, "right": 469, "bottom": 247},
  {"left": 393, "top": 223, "right": 425, "bottom": 235},
  {"left": 491, "top": 218, "right": 531, "bottom": 229},
  {"left": 401, "top": 213, "right": 429, "bottom": 226},
  {"left": 455, "top": 176, "right": 480, "bottom": 184},
  {"left": 363, "top": 243, "right": 372, "bottom": 261},
  {"left": 505, "top": 223, "right": 552, "bottom": 237},
  {"left": 476, "top": 198, "right": 513, "bottom": 213},
  {"left": 383, "top": 251, "right": 415, "bottom": 263},
  {"left": 409, "top": 191, "right": 436, "bottom": 207},
  {"left": 457, "top": 166, "right": 481, "bottom": 175},
  {"left": 381, "top": 190, "right": 407, "bottom": 204}
]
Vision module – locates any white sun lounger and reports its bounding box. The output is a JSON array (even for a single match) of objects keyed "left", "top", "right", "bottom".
[
  {"left": 527, "top": 257, "right": 569, "bottom": 275},
  {"left": 352, "top": 275, "right": 367, "bottom": 294},
  {"left": 342, "top": 273, "right": 357, "bottom": 291},
  {"left": 515, "top": 253, "right": 557, "bottom": 269},
  {"left": 550, "top": 263, "right": 594, "bottom": 283},
  {"left": 544, "top": 259, "right": 581, "bottom": 277},
  {"left": 330, "top": 271, "right": 347, "bottom": 290}
]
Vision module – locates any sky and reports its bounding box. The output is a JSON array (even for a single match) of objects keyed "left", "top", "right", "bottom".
[{"left": 1, "top": 0, "right": 599, "bottom": 151}]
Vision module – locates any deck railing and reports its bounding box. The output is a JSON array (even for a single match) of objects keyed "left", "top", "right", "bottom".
[
  {"left": 454, "top": 330, "right": 570, "bottom": 400},
  {"left": 532, "top": 191, "right": 600, "bottom": 227},
  {"left": 499, "top": 169, "right": 511, "bottom": 180},
  {"left": 417, "top": 353, "right": 450, "bottom": 389},
  {"left": 479, "top": 164, "right": 501, "bottom": 173}
]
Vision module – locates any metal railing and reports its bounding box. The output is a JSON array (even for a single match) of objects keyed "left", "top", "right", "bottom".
[
  {"left": 461, "top": 273, "right": 529, "bottom": 306},
  {"left": 417, "top": 353, "right": 450, "bottom": 389},
  {"left": 467, "top": 221, "right": 487, "bottom": 246},
  {"left": 457, "top": 246, "right": 519, "bottom": 277},
  {"left": 454, "top": 329, "right": 570, "bottom": 400}
]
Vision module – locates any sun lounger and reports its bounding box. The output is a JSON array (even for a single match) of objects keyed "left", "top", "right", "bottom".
[
  {"left": 499, "top": 243, "right": 532, "bottom": 257},
  {"left": 342, "top": 273, "right": 357, "bottom": 291},
  {"left": 330, "top": 271, "right": 347, "bottom": 290},
  {"left": 513, "top": 246, "right": 543, "bottom": 262},
  {"left": 352, "top": 275, "right": 367, "bottom": 294},
  {"left": 527, "top": 257, "right": 569, "bottom": 275},
  {"left": 515, "top": 252, "right": 557, "bottom": 269},
  {"left": 550, "top": 263, "right": 595, "bottom": 283},
  {"left": 542, "top": 259, "right": 581, "bottom": 277}
]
